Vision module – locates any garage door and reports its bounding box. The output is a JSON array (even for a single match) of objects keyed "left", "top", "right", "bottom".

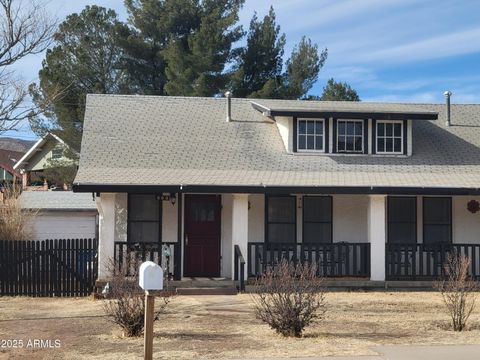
[{"left": 32, "top": 213, "right": 97, "bottom": 240}]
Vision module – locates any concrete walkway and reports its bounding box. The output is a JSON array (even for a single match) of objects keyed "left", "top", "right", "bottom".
[
  {"left": 373, "top": 345, "right": 480, "bottom": 360},
  {"left": 249, "top": 345, "right": 480, "bottom": 360},
  {"left": 247, "top": 344, "right": 480, "bottom": 360}
]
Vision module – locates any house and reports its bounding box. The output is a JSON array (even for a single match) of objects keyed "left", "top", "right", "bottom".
[
  {"left": 73, "top": 93, "right": 480, "bottom": 287},
  {"left": 0, "top": 137, "right": 34, "bottom": 184},
  {"left": 14, "top": 133, "right": 73, "bottom": 190},
  {"left": 19, "top": 191, "right": 98, "bottom": 240}
]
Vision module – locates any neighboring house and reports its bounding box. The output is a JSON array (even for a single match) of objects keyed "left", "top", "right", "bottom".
[
  {"left": 19, "top": 191, "right": 98, "bottom": 240},
  {"left": 73, "top": 94, "right": 480, "bottom": 286},
  {"left": 0, "top": 137, "right": 34, "bottom": 183},
  {"left": 14, "top": 133, "right": 73, "bottom": 189},
  {"left": 0, "top": 148, "right": 22, "bottom": 182}
]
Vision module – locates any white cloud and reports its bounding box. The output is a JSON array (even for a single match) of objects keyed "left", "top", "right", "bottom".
[{"left": 359, "top": 27, "right": 480, "bottom": 64}]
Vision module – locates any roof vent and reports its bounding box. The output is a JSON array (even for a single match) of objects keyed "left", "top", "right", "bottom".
[
  {"left": 444, "top": 91, "right": 452, "bottom": 126},
  {"left": 225, "top": 91, "right": 232, "bottom": 122}
]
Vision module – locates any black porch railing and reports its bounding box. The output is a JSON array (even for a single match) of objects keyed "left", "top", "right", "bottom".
[
  {"left": 234, "top": 245, "right": 245, "bottom": 291},
  {"left": 247, "top": 242, "right": 370, "bottom": 278},
  {"left": 113, "top": 241, "right": 176, "bottom": 277},
  {"left": 386, "top": 243, "right": 480, "bottom": 280}
]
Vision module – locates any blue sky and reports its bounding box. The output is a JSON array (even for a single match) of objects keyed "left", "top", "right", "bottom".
[{"left": 5, "top": 0, "right": 480, "bottom": 140}]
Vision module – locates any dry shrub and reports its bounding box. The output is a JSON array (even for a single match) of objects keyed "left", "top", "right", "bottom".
[
  {"left": 102, "top": 259, "right": 173, "bottom": 337},
  {"left": 0, "top": 187, "right": 36, "bottom": 241},
  {"left": 434, "top": 253, "right": 478, "bottom": 331},
  {"left": 251, "top": 259, "right": 326, "bottom": 337}
]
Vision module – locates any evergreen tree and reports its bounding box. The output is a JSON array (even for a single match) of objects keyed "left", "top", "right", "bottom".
[
  {"left": 316, "top": 78, "right": 360, "bottom": 101},
  {"left": 30, "top": 6, "right": 125, "bottom": 151},
  {"left": 231, "top": 7, "right": 285, "bottom": 98},
  {"left": 231, "top": 7, "right": 327, "bottom": 99},
  {"left": 164, "top": 0, "right": 244, "bottom": 96},
  {"left": 118, "top": 0, "right": 199, "bottom": 95},
  {"left": 283, "top": 37, "right": 327, "bottom": 99}
]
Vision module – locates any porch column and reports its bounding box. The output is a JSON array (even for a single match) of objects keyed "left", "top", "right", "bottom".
[
  {"left": 368, "top": 195, "right": 386, "bottom": 281},
  {"left": 96, "top": 193, "right": 115, "bottom": 280},
  {"left": 231, "top": 194, "right": 249, "bottom": 279}
]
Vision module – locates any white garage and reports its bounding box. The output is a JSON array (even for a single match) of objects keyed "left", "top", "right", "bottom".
[{"left": 20, "top": 191, "right": 98, "bottom": 240}]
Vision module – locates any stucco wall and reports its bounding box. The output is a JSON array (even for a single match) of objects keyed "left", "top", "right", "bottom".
[
  {"left": 333, "top": 195, "right": 369, "bottom": 243},
  {"left": 221, "top": 194, "right": 233, "bottom": 278},
  {"left": 162, "top": 199, "right": 178, "bottom": 243},
  {"left": 248, "top": 194, "right": 264, "bottom": 242},
  {"left": 275, "top": 116, "right": 293, "bottom": 153},
  {"left": 452, "top": 196, "right": 480, "bottom": 244}
]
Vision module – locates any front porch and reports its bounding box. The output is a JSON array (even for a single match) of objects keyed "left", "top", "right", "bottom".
[{"left": 96, "top": 192, "right": 480, "bottom": 287}]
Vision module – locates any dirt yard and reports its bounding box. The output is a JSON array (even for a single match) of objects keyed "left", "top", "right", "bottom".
[{"left": 1, "top": 291, "right": 480, "bottom": 359}]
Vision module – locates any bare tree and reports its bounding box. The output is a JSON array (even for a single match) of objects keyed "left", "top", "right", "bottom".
[
  {"left": 251, "top": 260, "right": 326, "bottom": 337},
  {"left": 102, "top": 259, "right": 174, "bottom": 337},
  {"left": 0, "top": 0, "right": 56, "bottom": 133},
  {"left": 434, "top": 253, "right": 478, "bottom": 331}
]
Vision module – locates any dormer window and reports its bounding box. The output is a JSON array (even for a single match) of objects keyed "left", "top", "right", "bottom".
[
  {"left": 337, "top": 119, "right": 364, "bottom": 153},
  {"left": 376, "top": 120, "right": 403, "bottom": 154},
  {"left": 297, "top": 118, "right": 325, "bottom": 152}
]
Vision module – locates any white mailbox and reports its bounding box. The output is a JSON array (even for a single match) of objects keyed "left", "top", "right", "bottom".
[{"left": 139, "top": 261, "right": 164, "bottom": 291}]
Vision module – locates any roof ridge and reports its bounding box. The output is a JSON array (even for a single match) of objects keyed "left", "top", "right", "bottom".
[{"left": 86, "top": 94, "right": 480, "bottom": 106}]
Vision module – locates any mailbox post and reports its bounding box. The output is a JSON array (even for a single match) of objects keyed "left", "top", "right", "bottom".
[{"left": 139, "top": 261, "right": 163, "bottom": 360}]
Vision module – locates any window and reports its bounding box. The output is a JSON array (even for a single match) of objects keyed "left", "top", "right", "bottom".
[
  {"left": 266, "top": 196, "right": 296, "bottom": 243},
  {"left": 297, "top": 119, "right": 325, "bottom": 151},
  {"left": 303, "top": 196, "right": 332, "bottom": 243},
  {"left": 376, "top": 121, "right": 403, "bottom": 154},
  {"left": 337, "top": 120, "right": 363, "bottom": 153},
  {"left": 51, "top": 146, "right": 63, "bottom": 159},
  {"left": 387, "top": 197, "right": 416, "bottom": 244},
  {"left": 423, "top": 197, "right": 451, "bottom": 244},
  {"left": 128, "top": 194, "right": 161, "bottom": 243}
]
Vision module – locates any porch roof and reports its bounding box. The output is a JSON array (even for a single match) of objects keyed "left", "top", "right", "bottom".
[{"left": 74, "top": 95, "right": 480, "bottom": 194}]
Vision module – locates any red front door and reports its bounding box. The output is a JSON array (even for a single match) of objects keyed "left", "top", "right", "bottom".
[{"left": 184, "top": 195, "right": 221, "bottom": 277}]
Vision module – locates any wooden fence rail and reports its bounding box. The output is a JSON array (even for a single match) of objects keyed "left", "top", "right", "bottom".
[{"left": 0, "top": 239, "right": 98, "bottom": 297}]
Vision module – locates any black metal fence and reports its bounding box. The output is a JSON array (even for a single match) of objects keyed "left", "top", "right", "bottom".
[
  {"left": 247, "top": 242, "right": 370, "bottom": 278},
  {"left": 386, "top": 243, "right": 480, "bottom": 280},
  {"left": 114, "top": 241, "right": 176, "bottom": 277},
  {"left": 0, "top": 239, "right": 98, "bottom": 297}
]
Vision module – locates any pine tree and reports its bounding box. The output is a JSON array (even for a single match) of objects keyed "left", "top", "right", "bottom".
[
  {"left": 231, "top": 6, "right": 285, "bottom": 98},
  {"left": 231, "top": 7, "right": 327, "bottom": 99},
  {"left": 283, "top": 37, "right": 327, "bottom": 99},
  {"left": 164, "top": 0, "right": 244, "bottom": 96},
  {"left": 317, "top": 78, "right": 360, "bottom": 101},
  {"left": 30, "top": 6, "right": 125, "bottom": 151}
]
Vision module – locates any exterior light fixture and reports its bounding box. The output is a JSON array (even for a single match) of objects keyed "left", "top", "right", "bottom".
[{"left": 170, "top": 193, "right": 176, "bottom": 206}]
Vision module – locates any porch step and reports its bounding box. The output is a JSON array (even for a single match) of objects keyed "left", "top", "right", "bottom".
[{"left": 176, "top": 287, "right": 238, "bottom": 295}]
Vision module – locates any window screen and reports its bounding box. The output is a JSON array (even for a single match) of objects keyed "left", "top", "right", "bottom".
[
  {"left": 387, "top": 197, "right": 416, "bottom": 244},
  {"left": 128, "top": 194, "right": 161, "bottom": 243},
  {"left": 267, "top": 196, "right": 296, "bottom": 243},
  {"left": 303, "top": 196, "right": 332, "bottom": 243},
  {"left": 423, "top": 197, "right": 451, "bottom": 244}
]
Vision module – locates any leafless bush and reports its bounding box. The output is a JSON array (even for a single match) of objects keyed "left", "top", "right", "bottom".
[
  {"left": 251, "top": 259, "right": 326, "bottom": 337},
  {"left": 102, "top": 259, "right": 174, "bottom": 337},
  {"left": 0, "top": 187, "right": 36, "bottom": 241},
  {"left": 434, "top": 253, "right": 478, "bottom": 331}
]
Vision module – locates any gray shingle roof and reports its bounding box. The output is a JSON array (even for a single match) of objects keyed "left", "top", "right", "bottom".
[
  {"left": 20, "top": 191, "right": 97, "bottom": 211},
  {"left": 74, "top": 95, "right": 480, "bottom": 190}
]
